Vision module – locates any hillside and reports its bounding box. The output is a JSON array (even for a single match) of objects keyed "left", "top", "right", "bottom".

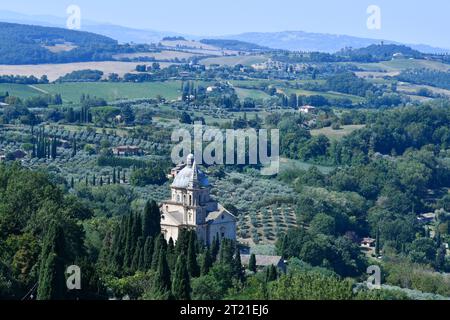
[
  {"left": 200, "top": 39, "right": 270, "bottom": 52},
  {"left": 0, "top": 22, "right": 121, "bottom": 64},
  {"left": 222, "top": 30, "right": 450, "bottom": 54}
]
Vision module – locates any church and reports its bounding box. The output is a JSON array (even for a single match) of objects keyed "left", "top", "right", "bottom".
[{"left": 160, "top": 154, "right": 237, "bottom": 245}]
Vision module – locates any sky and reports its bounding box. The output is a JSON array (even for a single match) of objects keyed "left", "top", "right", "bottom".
[{"left": 1, "top": 0, "right": 449, "bottom": 49}]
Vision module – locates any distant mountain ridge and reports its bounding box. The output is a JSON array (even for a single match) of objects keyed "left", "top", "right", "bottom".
[
  {"left": 0, "top": 10, "right": 449, "bottom": 54},
  {"left": 220, "top": 31, "right": 450, "bottom": 54}
]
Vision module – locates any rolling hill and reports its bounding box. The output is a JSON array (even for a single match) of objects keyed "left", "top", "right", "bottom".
[
  {"left": 0, "top": 22, "right": 120, "bottom": 64},
  {"left": 221, "top": 31, "right": 450, "bottom": 54},
  {"left": 1, "top": 10, "right": 449, "bottom": 54}
]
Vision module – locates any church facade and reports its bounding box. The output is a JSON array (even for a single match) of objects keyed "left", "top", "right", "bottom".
[{"left": 160, "top": 154, "right": 237, "bottom": 245}]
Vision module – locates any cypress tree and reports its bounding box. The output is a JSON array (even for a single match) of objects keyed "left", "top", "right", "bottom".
[
  {"left": 51, "top": 137, "right": 57, "bottom": 159},
  {"left": 375, "top": 228, "right": 381, "bottom": 256},
  {"left": 37, "top": 223, "right": 66, "bottom": 300},
  {"left": 187, "top": 231, "right": 200, "bottom": 277},
  {"left": 143, "top": 236, "right": 153, "bottom": 270},
  {"left": 171, "top": 254, "right": 191, "bottom": 300},
  {"left": 123, "top": 214, "right": 134, "bottom": 270},
  {"left": 113, "top": 168, "right": 116, "bottom": 184},
  {"left": 131, "top": 236, "right": 144, "bottom": 273},
  {"left": 265, "top": 265, "right": 277, "bottom": 282},
  {"left": 200, "top": 248, "right": 212, "bottom": 275},
  {"left": 111, "top": 217, "right": 126, "bottom": 271},
  {"left": 219, "top": 239, "right": 233, "bottom": 266},
  {"left": 175, "top": 229, "right": 189, "bottom": 256},
  {"left": 233, "top": 246, "right": 243, "bottom": 281},
  {"left": 151, "top": 234, "right": 165, "bottom": 270},
  {"left": 167, "top": 237, "right": 176, "bottom": 271},
  {"left": 210, "top": 235, "right": 220, "bottom": 262},
  {"left": 142, "top": 200, "right": 161, "bottom": 238},
  {"left": 70, "top": 176, "right": 74, "bottom": 189},
  {"left": 131, "top": 212, "right": 142, "bottom": 243},
  {"left": 92, "top": 174, "right": 96, "bottom": 186},
  {"left": 154, "top": 246, "right": 171, "bottom": 293},
  {"left": 249, "top": 253, "right": 257, "bottom": 273},
  {"left": 100, "top": 177, "right": 104, "bottom": 186},
  {"left": 71, "top": 139, "right": 77, "bottom": 157}
]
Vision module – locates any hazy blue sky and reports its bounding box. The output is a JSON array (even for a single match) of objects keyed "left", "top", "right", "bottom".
[{"left": 1, "top": 0, "right": 449, "bottom": 48}]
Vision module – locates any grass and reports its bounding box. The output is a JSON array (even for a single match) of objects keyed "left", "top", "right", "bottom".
[
  {"left": 0, "top": 83, "right": 42, "bottom": 98},
  {"left": 35, "top": 81, "right": 183, "bottom": 103},
  {"left": 234, "top": 87, "right": 271, "bottom": 100},
  {"left": 311, "top": 124, "right": 365, "bottom": 141},
  {"left": 282, "top": 88, "right": 365, "bottom": 103},
  {"left": 355, "top": 59, "right": 450, "bottom": 73}
]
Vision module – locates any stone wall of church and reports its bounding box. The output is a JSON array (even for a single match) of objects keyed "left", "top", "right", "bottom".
[
  {"left": 161, "top": 225, "right": 179, "bottom": 243},
  {"left": 208, "top": 220, "right": 236, "bottom": 244}
]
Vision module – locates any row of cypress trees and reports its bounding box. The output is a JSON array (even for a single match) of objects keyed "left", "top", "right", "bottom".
[
  {"left": 32, "top": 128, "right": 58, "bottom": 159},
  {"left": 101, "top": 201, "right": 245, "bottom": 300}
]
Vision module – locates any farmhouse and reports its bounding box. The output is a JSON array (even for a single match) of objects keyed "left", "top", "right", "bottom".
[
  {"left": 360, "top": 237, "right": 376, "bottom": 248},
  {"left": 241, "top": 255, "right": 286, "bottom": 272},
  {"left": 160, "top": 154, "right": 237, "bottom": 245},
  {"left": 112, "top": 145, "right": 142, "bottom": 156},
  {"left": 299, "top": 105, "right": 317, "bottom": 114}
]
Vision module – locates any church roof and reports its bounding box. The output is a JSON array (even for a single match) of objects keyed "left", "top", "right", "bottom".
[
  {"left": 205, "top": 204, "right": 234, "bottom": 222},
  {"left": 172, "top": 154, "right": 209, "bottom": 189},
  {"left": 162, "top": 210, "right": 184, "bottom": 225}
]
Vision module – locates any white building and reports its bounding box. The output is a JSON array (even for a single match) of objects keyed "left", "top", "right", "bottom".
[
  {"left": 299, "top": 105, "right": 317, "bottom": 114},
  {"left": 160, "top": 154, "right": 237, "bottom": 245}
]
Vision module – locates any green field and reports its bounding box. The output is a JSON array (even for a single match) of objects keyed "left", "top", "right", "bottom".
[
  {"left": 311, "top": 124, "right": 365, "bottom": 141},
  {"left": 282, "top": 88, "right": 365, "bottom": 103},
  {"left": 34, "top": 81, "right": 184, "bottom": 103},
  {"left": 355, "top": 59, "right": 450, "bottom": 72},
  {"left": 234, "top": 87, "right": 271, "bottom": 100},
  {"left": 0, "top": 83, "right": 42, "bottom": 99}
]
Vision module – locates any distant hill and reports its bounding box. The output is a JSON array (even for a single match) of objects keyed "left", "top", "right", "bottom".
[
  {"left": 337, "top": 44, "right": 424, "bottom": 61},
  {"left": 221, "top": 31, "right": 450, "bottom": 54},
  {"left": 1, "top": 11, "right": 449, "bottom": 54},
  {"left": 0, "top": 22, "right": 121, "bottom": 64},
  {"left": 200, "top": 39, "right": 270, "bottom": 52},
  {"left": 0, "top": 10, "right": 186, "bottom": 44}
]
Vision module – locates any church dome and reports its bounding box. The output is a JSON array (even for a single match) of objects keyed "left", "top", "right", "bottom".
[{"left": 172, "top": 155, "right": 209, "bottom": 188}]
